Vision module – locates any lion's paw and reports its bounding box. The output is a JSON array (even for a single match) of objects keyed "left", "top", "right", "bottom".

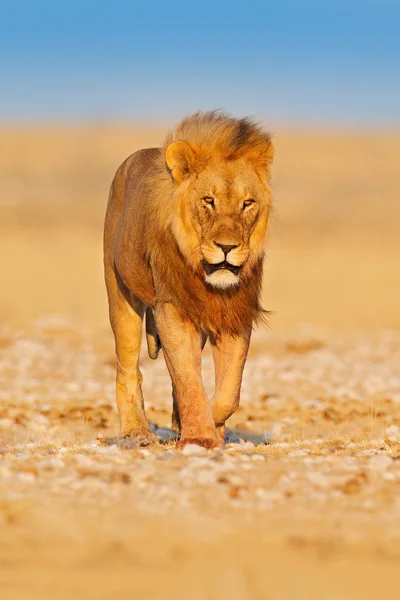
[{"left": 176, "top": 437, "right": 223, "bottom": 450}]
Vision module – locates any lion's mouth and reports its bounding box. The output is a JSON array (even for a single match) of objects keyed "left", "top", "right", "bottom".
[{"left": 203, "top": 261, "right": 240, "bottom": 276}]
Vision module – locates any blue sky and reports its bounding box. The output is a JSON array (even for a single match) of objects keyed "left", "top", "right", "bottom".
[{"left": 1, "top": 0, "right": 399, "bottom": 126}]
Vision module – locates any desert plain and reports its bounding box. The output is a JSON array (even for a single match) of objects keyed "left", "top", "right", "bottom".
[{"left": 0, "top": 125, "right": 400, "bottom": 599}]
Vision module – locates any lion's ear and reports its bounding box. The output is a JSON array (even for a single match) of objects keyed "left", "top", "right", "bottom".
[
  {"left": 165, "top": 141, "right": 197, "bottom": 184},
  {"left": 247, "top": 140, "right": 274, "bottom": 180}
]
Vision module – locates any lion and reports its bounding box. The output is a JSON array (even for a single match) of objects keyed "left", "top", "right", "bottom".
[{"left": 103, "top": 111, "right": 274, "bottom": 449}]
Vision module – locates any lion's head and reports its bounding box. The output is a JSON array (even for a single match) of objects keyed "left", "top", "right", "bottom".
[{"left": 163, "top": 112, "right": 274, "bottom": 290}]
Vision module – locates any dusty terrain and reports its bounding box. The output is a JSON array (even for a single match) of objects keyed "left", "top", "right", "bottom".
[{"left": 0, "top": 126, "right": 400, "bottom": 599}]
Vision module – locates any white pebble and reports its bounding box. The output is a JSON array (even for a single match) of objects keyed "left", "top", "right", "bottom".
[
  {"left": 40, "top": 457, "right": 65, "bottom": 469},
  {"left": 181, "top": 444, "right": 208, "bottom": 456},
  {"left": 385, "top": 425, "right": 400, "bottom": 441},
  {"left": 368, "top": 455, "right": 393, "bottom": 470},
  {"left": 74, "top": 454, "right": 95, "bottom": 468}
]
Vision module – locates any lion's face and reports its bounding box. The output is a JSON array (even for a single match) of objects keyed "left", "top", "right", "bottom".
[
  {"left": 167, "top": 144, "right": 273, "bottom": 290},
  {"left": 193, "top": 161, "right": 272, "bottom": 288}
]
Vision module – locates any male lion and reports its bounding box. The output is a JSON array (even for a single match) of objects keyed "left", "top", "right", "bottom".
[{"left": 104, "top": 111, "right": 274, "bottom": 449}]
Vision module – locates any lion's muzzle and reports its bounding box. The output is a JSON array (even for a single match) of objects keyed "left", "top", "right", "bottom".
[{"left": 203, "top": 258, "right": 242, "bottom": 289}]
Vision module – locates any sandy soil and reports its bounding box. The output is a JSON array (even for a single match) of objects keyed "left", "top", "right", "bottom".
[{"left": 1, "top": 126, "right": 400, "bottom": 599}]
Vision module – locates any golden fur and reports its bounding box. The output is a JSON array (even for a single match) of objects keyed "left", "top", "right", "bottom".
[
  {"left": 103, "top": 111, "right": 274, "bottom": 446},
  {"left": 107, "top": 111, "right": 274, "bottom": 338}
]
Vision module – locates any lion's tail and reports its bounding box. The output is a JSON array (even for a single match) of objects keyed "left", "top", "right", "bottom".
[{"left": 145, "top": 308, "right": 161, "bottom": 360}]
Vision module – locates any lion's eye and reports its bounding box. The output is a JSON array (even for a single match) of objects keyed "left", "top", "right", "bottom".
[
  {"left": 202, "top": 196, "right": 215, "bottom": 208},
  {"left": 243, "top": 199, "right": 255, "bottom": 208}
]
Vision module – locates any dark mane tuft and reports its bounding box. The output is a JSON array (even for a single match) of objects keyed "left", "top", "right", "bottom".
[{"left": 164, "top": 110, "right": 271, "bottom": 161}]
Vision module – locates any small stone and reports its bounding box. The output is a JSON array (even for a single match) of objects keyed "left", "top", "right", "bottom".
[
  {"left": 181, "top": 444, "right": 208, "bottom": 456},
  {"left": 40, "top": 457, "right": 65, "bottom": 469},
  {"left": 306, "top": 471, "right": 330, "bottom": 488},
  {"left": 288, "top": 449, "right": 309, "bottom": 457},
  {"left": 196, "top": 470, "right": 217, "bottom": 485},
  {"left": 17, "top": 472, "right": 36, "bottom": 483},
  {"left": 356, "top": 449, "right": 376, "bottom": 457},
  {"left": 385, "top": 425, "right": 400, "bottom": 441},
  {"left": 74, "top": 454, "right": 94, "bottom": 468},
  {"left": 225, "top": 444, "right": 245, "bottom": 452},
  {"left": 162, "top": 449, "right": 178, "bottom": 458},
  {"left": 240, "top": 441, "right": 255, "bottom": 449},
  {"left": 368, "top": 455, "right": 393, "bottom": 470},
  {"left": 227, "top": 475, "right": 244, "bottom": 487},
  {"left": 137, "top": 449, "right": 152, "bottom": 458},
  {"left": 251, "top": 454, "right": 265, "bottom": 462}
]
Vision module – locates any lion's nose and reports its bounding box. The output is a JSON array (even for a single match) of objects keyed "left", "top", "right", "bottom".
[{"left": 214, "top": 242, "right": 239, "bottom": 256}]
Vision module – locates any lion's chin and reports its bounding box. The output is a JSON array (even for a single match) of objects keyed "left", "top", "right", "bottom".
[{"left": 204, "top": 269, "right": 240, "bottom": 289}]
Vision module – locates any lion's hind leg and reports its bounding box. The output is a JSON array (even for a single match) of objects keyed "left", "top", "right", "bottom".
[{"left": 104, "top": 267, "right": 158, "bottom": 447}]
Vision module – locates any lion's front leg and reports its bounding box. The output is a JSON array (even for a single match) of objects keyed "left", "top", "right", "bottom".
[
  {"left": 210, "top": 329, "right": 251, "bottom": 439},
  {"left": 155, "top": 303, "right": 221, "bottom": 449}
]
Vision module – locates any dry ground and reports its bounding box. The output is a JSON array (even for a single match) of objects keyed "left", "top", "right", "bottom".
[{"left": 0, "top": 125, "right": 400, "bottom": 599}]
